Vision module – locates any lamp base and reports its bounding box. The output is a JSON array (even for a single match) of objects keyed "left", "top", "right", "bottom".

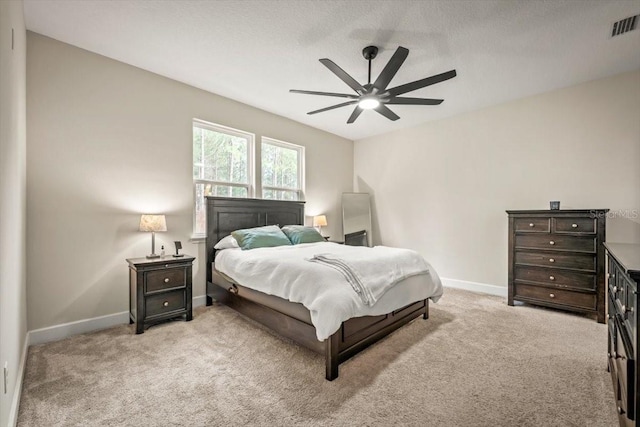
[{"left": 146, "top": 254, "right": 161, "bottom": 259}]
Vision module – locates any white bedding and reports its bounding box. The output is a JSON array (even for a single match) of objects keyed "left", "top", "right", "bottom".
[{"left": 214, "top": 242, "right": 443, "bottom": 341}]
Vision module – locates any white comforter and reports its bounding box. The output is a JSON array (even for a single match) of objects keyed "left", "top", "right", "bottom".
[{"left": 214, "top": 242, "right": 443, "bottom": 341}]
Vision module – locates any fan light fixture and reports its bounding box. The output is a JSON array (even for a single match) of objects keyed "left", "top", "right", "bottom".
[
  {"left": 290, "top": 45, "right": 456, "bottom": 124},
  {"left": 358, "top": 97, "right": 380, "bottom": 110}
]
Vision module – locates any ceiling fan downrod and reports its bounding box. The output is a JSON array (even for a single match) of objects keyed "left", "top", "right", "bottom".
[{"left": 362, "top": 46, "right": 378, "bottom": 86}]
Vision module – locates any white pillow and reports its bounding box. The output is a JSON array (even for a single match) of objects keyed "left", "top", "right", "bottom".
[{"left": 214, "top": 235, "right": 239, "bottom": 250}]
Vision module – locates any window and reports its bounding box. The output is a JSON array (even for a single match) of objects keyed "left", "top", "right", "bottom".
[
  {"left": 192, "top": 120, "right": 254, "bottom": 236},
  {"left": 261, "top": 137, "right": 304, "bottom": 201}
]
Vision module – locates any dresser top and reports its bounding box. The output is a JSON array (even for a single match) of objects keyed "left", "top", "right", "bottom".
[
  {"left": 126, "top": 255, "right": 195, "bottom": 267},
  {"left": 604, "top": 243, "right": 640, "bottom": 278},
  {"left": 506, "top": 209, "right": 609, "bottom": 214}
]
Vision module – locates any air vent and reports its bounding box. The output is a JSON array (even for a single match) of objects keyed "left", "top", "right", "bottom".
[{"left": 612, "top": 14, "right": 639, "bottom": 37}]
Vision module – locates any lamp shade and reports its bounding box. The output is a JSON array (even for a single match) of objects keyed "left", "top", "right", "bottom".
[
  {"left": 139, "top": 214, "right": 167, "bottom": 232},
  {"left": 313, "top": 215, "right": 327, "bottom": 227}
]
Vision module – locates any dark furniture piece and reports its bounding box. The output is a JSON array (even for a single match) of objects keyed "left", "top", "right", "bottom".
[
  {"left": 205, "top": 196, "right": 429, "bottom": 381},
  {"left": 605, "top": 243, "right": 640, "bottom": 426},
  {"left": 127, "top": 255, "right": 195, "bottom": 334},
  {"left": 507, "top": 209, "right": 608, "bottom": 323},
  {"left": 345, "top": 230, "right": 368, "bottom": 246}
]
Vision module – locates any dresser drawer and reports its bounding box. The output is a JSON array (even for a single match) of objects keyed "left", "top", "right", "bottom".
[
  {"left": 145, "top": 289, "right": 186, "bottom": 318},
  {"left": 513, "top": 283, "right": 596, "bottom": 310},
  {"left": 514, "top": 251, "right": 595, "bottom": 272},
  {"left": 615, "top": 318, "right": 636, "bottom": 421},
  {"left": 514, "top": 217, "right": 550, "bottom": 233},
  {"left": 553, "top": 217, "right": 596, "bottom": 235},
  {"left": 146, "top": 268, "right": 187, "bottom": 293},
  {"left": 515, "top": 234, "right": 596, "bottom": 253},
  {"left": 515, "top": 266, "right": 596, "bottom": 291}
]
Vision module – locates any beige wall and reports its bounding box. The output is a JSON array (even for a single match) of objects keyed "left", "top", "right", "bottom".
[
  {"left": 355, "top": 70, "right": 640, "bottom": 288},
  {"left": 0, "top": 0, "right": 28, "bottom": 425},
  {"left": 26, "top": 32, "right": 353, "bottom": 330}
]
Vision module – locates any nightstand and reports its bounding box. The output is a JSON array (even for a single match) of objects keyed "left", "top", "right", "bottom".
[{"left": 126, "top": 255, "right": 195, "bottom": 334}]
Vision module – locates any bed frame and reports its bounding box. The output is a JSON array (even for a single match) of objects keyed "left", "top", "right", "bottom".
[{"left": 205, "top": 196, "right": 429, "bottom": 380}]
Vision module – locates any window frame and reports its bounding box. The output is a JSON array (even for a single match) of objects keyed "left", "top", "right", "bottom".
[
  {"left": 192, "top": 119, "right": 255, "bottom": 239},
  {"left": 260, "top": 136, "right": 305, "bottom": 201}
]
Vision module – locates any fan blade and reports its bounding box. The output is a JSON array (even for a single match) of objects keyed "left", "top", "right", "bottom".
[
  {"left": 385, "top": 97, "right": 443, "bottom": 105},
  {"left": 387, "top": 70, "right": 457, "bottom": 97},
  {"left": 373, "top": 46, "right": 409, "bottom": 91},
  {"left": 290, "top": 89, "right": 359, "bottom": 99},
  {"left": 319, "top": 58, "right": 365, "bottom": 94},
  {"left": 374, "top": 104, "right": 400, "bottom": 121},
  {"left": 307, "top": 101, "right": 358, "bottom": 115},
  {"left": 347, "top": 106, "right": 363, "bottom": 124}
]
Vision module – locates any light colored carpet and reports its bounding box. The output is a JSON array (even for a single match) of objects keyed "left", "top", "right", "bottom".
[{"left": 18, "top": 288, "right": 617, "bottom": 426}]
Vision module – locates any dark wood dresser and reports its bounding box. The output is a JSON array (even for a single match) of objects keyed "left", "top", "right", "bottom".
[
  {"left": 507, "top": 209, "right": 608, "bottom": 323},
  {"left": 605, "top": 243, "right": 640, "bottom": 426},
  {"left": 127, "top": 255, "right": 195, "bottom": 334}
]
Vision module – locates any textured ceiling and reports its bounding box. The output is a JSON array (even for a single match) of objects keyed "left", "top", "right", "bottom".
[{"left": 23, "top": 0, "right": 640, "bottom": 141}]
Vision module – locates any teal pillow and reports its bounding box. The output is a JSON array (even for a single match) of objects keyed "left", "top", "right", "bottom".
[
  {"left": 281, "top": 225, "right": 325, "bottom": 245},
  {"left": 231, "top": 225, "right": 292, "bottom": 250}
]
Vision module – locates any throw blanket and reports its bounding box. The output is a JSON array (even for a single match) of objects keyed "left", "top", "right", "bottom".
[{"left": 308, "top": 246, "right": 430, "bottom": 306}]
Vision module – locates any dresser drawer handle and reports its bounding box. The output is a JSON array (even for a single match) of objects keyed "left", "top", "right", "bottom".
[
  {"left": 549, "top": 241, "right": 555, "bottom": 245},
  {"left": 617, "top": 406, "right": 624, "bottom": 415},
  {"left": 529, "top": 223, "right": 535, "bottom": 227},
  {"left": 164, "top": 278, "right": 170, "bottom": 283},
  {"left": 549, "top": 293, "right": 555, "bottom": 298},
  {"left": 571, "top": 223, "right": 578, "bottom": 228},
  {"left": 165, "top": 264, "right": 170, "bottom": 268},
  {"left": 549, "top": 276, "right": 555, "bottom": 281},
  {"left": 549, "top": 258, "right": 555, "bottom": 263},
  {"left": 163, "top": 301, "right": 169, "bottom": 307},
  {"left": 613, "top": 286, "right": 619, "bottom": 293}
]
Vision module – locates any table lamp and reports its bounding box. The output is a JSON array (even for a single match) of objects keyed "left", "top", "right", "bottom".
[
  {"left": 139, "top": 214, "right": 167, "bottom": 259},
  {"left": 313, "top": 215, "right": 327, "bottom": 235}
]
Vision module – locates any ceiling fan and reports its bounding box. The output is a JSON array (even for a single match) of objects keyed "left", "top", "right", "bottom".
[{"left": 290, "top": 45, "right": 457, "bottom": 124}]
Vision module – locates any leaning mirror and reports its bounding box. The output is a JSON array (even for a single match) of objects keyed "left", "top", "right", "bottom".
[{"left": 342, "top": 193, "right": 372, "bottom": 247}]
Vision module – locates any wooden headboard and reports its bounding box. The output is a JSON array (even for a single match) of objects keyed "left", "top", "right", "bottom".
[{"left": 205, "top": 196, "right": 305, "bottom": 283}]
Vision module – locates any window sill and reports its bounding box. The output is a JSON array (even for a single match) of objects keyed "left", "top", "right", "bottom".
[{"left": 190, "top": 234, "right": 206, "bottom": 243}]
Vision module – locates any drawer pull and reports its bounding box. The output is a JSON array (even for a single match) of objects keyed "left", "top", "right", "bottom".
[
  {"left": 163, "top": 301, "right": 169, "bottom": 307},
  {"left": 164, "top": 278, "right": 170, "bottom": 283},
  {"left": 228, "top": 286, "right": 239, "bottom": 295},
  {"left": 612, "top": 351, "right": 618, "bottom": 359},
  {"left": 613, "top": 286, "right": 619, "bottom": 293},
  {"left": 165, "top": 264, "right": 169, "bottom": 268},
  {"left": 549, "top": 293, "right": 555, "bottom": 298},
  {"left": 529, "top": 223, "right": 535, "bottom": 227},
  {"left": 571, "top": 223, "right": 578, "bottom": 228},
  {"left": 617, "top": 406, "right": 624, "bottom": 415},
  {"left": 549, "top": 258, "right": 555, "bottom": 263},
  {"left": 622, "top": 305, "right": 634, "bottom": 313},
  {"left": 549, "top": 241, "right": 555, "bottom": 245},
  {"left": 549, "top": 276, "right": 555, "bottom": 281}
]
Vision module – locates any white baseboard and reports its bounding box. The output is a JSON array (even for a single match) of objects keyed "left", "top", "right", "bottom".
[
  {"left": 29, "top": 311, "right": 130, "bottom": 346},
  {"left": 441, "top": 277, "right": 507, "bottom": 297},
  {"left": 193, "top": 295, "right": 207, "bottom": 308},
  {"left": 7, "top": 336, "right": 29, "bottom": 427},
  {"left": 28, "top": 296, "right": 209, "bottom": 346}
]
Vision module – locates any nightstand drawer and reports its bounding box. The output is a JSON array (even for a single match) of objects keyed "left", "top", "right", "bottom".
[
  {"left": 146, "top": 289, "right": 186, "bottom": 318},
  {"left": 513, "top": 283, "right": 596, "bottom": 310},
  {"left": 515, "top": 251, "right": 595, "bottom": 271},
  {"left": 553, "top": 217, "right": 596, "bottom": 235},
  {"left": 146, "top": 268, "right": 186, "bottom": 293},
  {"left": 515, "top": 234, "right": 596, "bottom": 253},
  {"left": 514, "top": 217, "right": 550, "bottom": 233},
  {"left": 514, "top": 266, "right": 596, "bottom": 291}
]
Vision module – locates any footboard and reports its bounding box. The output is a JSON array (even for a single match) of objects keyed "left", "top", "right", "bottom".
[{"left": 326, "top": 299, "right": 428, "bottom": 380}]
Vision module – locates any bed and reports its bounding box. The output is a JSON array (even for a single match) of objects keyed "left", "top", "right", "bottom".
[{"left": 205, "top": 196, "right": 442, "bottom": 380}]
